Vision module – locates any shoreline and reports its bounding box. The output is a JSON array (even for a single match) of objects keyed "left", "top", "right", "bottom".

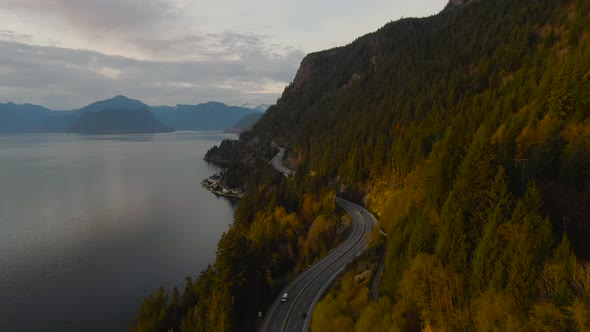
[{"left": 200, "top": 169, "right": 244, "bottom": 199}]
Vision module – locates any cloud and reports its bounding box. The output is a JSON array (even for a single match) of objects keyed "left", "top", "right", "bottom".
[
  {"left": 0, "top": 0, "right": 447, "bottom": 108},
  {"left": 0, "top": 0, "right": 195, "bottom": 59},
  {"left": 0, "top": 30, "right": 33, "bottom": 43},
  {"left": 2, "top": 0, "right": 177, "bottom": 35},
  {"left": 88, "top": 57, "right": 124, "bottom": 79},
  {"left": 0, "top": 36, "right": 304, "bottom": 109},
  {"left": 0, "top": 1, "right": 301, "bottom": 62},
  {"left": 0, "top": 2, "right": 306, "bottom": 108}
]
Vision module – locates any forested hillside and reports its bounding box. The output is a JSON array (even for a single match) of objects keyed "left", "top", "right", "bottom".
[{"left": 131, "top": 0, "right": 590, "bottom": 330}]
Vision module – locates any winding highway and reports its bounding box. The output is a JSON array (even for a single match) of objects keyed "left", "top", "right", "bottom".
[
  {"left": 269, "top": 147, "right": 294, "bottom": 177},
  {"left": 260, "top": 148, "right": 377, "bottom": 332}
]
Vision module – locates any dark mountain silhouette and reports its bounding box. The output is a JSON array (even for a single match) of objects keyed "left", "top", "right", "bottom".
[
  {"left": 151, "top": 102, "right": 259, "bottom": 131},
  {"left": 0, "top": 102, "right": 81, "bottom": 133},
  {"left": 70, "top": 107, "right": 172, "bottom": 134},
  {"left": 224, "top": 113, "right": 263, "bottom": 134},
  {"left": 0, "top": 96, "right": 264, "bottom": 133},
  {"left": 78, "top": 95, "right": 149, "bottom": 113},
  {"left": 170, "top": 0, "right": 590, "bottom": 330}
]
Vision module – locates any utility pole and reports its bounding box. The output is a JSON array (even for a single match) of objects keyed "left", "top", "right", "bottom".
[{"left": 512, "top": 156, "right": 528, "bottom": 192}]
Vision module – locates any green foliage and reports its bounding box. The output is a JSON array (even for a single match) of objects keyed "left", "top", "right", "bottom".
[
  {"left": 311, "top": 293, "right": 355, "bottom": 332},
  {"left": 472, "top": 290, "right": 524, "bottom": 332},
  {"left": 129, "top": 288, "right": 169, "bottom": 332},
  {"left": 470, "top": 167, "right": 512, "bottom": 294},
  {"left": 312, "top": 258, "right": 387, "bottom": 332},
  {"left": 398, "top": 253, "right": 465, "bottom": 330},
  {"left": 354, "top": 298, "right": 407, "bottom": 332},
  {"left": 528, "top": 302, "right": 570, "bottom": 332},
  {"left": 132, "top": 0, "right": 590, "bottom": 330},
  {"left": 130, "top": 171, "right": 347, "bottom": 331},
  {"left": 290, "top": 0, "right": 589, "bottom": 327},
  {"left": 568, "top": 299, "right": 590, "bottom": 331}
]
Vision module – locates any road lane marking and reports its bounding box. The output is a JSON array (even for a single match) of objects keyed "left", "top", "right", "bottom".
[{"left": 264, "top": 161, "right": 372, "bottom": 332}]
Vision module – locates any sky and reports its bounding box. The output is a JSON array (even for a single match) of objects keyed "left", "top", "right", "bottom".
[{"left": 0, "top": 0, "right": 448, "bottom": 110}]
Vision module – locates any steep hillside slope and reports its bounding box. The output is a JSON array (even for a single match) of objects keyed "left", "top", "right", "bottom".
[
  {"left": 253, "top": 0, "right": 590, "bottom": 251},
  {"left": 131, "top": 0, "right": 590, "bottom": 331},
  {"left": 250, "top": 0, "right": 590, "bottom": 329},
  {"left": 224, "top": 113, "right": 263, "bottom": 134}
]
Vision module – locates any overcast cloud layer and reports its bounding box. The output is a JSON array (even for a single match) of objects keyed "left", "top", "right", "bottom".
[{"left": 0, "top": 0, "right": 447, "bottom": 109}]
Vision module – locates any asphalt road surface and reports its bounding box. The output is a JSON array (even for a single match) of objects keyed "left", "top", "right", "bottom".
[
  {"left": 270, "top": 147, "right": 293, "bottom": 177},
  {"left": 261, "top": 148, "right": 376, "bottom": 332}
]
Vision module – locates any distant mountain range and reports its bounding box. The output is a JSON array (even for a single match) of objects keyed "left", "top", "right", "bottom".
[
  {"left": 240, "top": 103, "right": 270, "bottom": 113},
  {"left": 0, "top": 96, "right": 268, "bottom": 134},
  {"left": 224, "top": 113, "right": 263, "bottom": 134},
  {"left": 151, "top": 102, "right": 263, "bottom": 131},
  {"left": 70, "top": 108, "right": 173, "bottom": 134}
]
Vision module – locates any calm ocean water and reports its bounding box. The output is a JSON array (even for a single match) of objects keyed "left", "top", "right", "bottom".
[{"left": 0, "top": 132, "right": 236, "bottom": 331}]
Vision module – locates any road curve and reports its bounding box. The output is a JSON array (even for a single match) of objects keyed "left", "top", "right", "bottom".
[
  {"left": 260, "top": 148, "right": 376, "bottom": 332},
  {"left": 270, "top": 147, "right": 294, "bottom": 177}
]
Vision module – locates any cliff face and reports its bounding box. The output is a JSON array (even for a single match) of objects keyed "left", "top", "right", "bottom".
[
  {"left": 247, "top": 0, "right": 590, "bottom": 329},
  {"left": 141, "top": 0, "right": 590, "bottom": 330},
  {"left": 290, "top": 55, "right": 318, "bottom": 91},
  {"left": 251, "top": 0, "right": 590, "bottom": 254},
  {"left": 252, "top": 13, "right": 442, "bottom": 142}
]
